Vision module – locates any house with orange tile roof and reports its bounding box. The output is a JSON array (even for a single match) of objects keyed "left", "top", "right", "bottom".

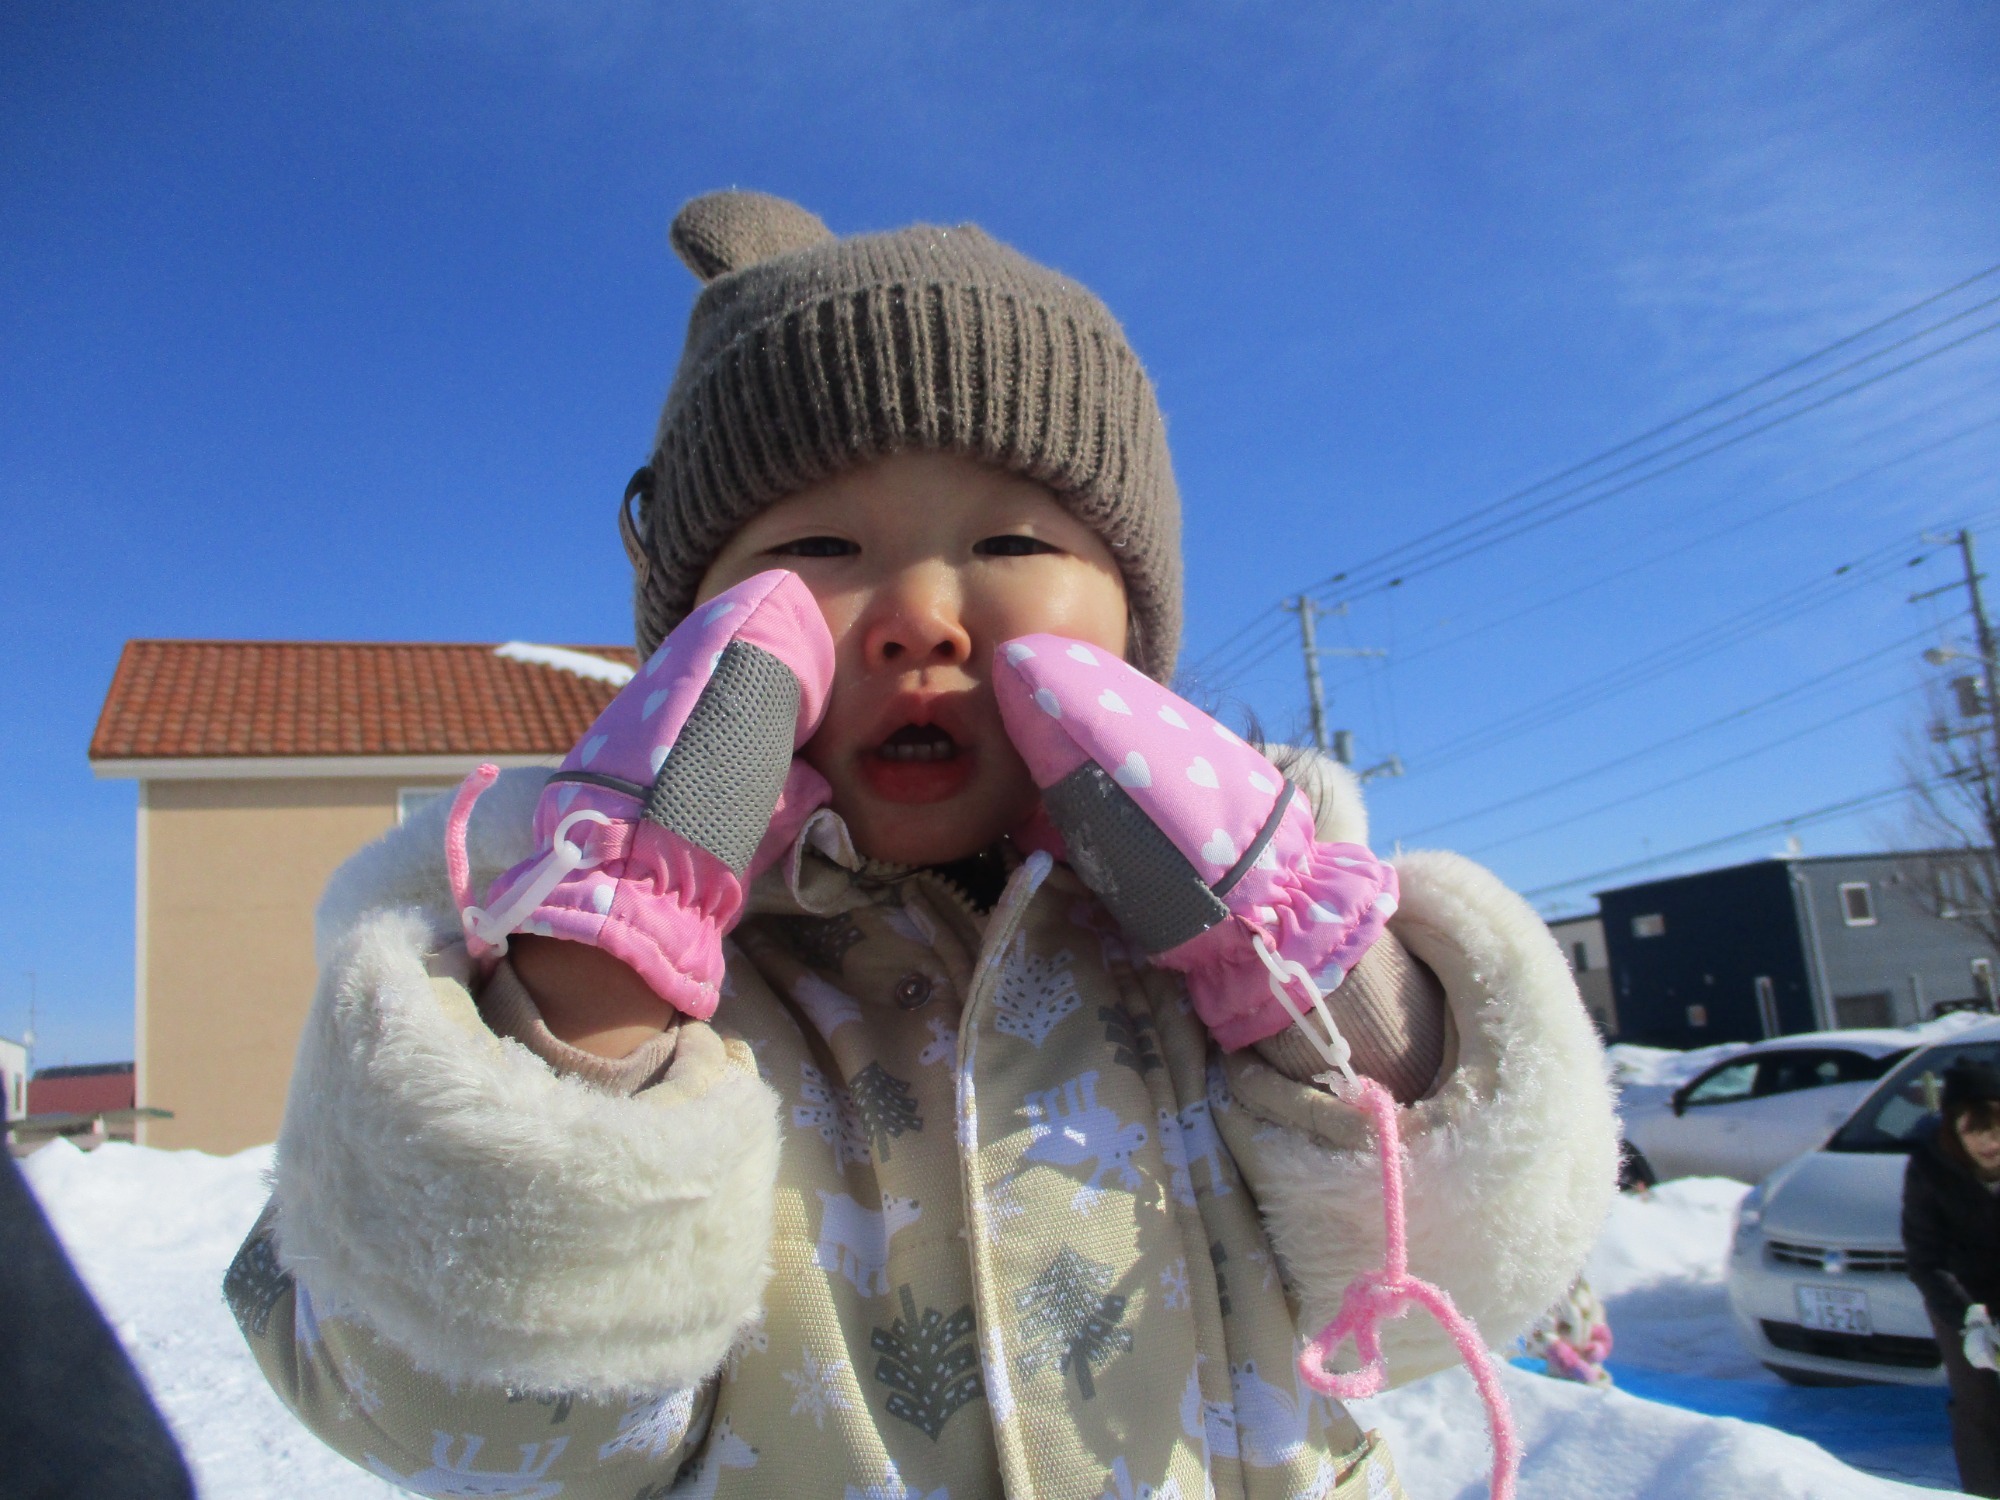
[{"left": 90, "top": 640, "right": 634, "bottom": 1152}]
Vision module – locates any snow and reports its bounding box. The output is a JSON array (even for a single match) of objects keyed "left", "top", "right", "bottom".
[
  {"left": 21, "top": 1139, "right": 406, "bottom": 1499},
  {"left": 1607, "top": 1040, "right": 1757, "bottom": 1090},
  {"left": 1354, "top": 1364, "right": 1940, "bottom": 1500},
  {"left": 1346, "top": 1173, "right": 1951, "bottom": 1497},
  {"left": 1606, "top": 1012, "right": 1995, "bottom": 1093},
  {"left": 1607, "top": 1013, "right": 1998, "bottom": 1143},
  {"left": 22, "top": 1139, "right": 1958, "bottom": 1499},
  {"left": 493, "top": 641, "right": 635, "bottom": 686}
]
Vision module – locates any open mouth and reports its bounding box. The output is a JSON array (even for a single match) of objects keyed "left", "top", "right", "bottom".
[{"left": 874, "top": 724, "right": 961, "bottom": 763}]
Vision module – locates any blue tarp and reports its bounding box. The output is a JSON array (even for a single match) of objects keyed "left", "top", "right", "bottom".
[{"left": 1513, "top": 1358, "right": 1957, "bottom": 1490}]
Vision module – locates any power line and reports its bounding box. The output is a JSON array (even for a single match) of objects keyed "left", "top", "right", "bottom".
[
  {"left": 1198, "top": 299, "right": 1986, "bottom": 692},
  {"left": 1519, "top": 782, "right": 1920, "bottom": 901},
  {"left": 1321, "top": 317, "right": 1998, "bottom": 610},
  {"left": 1462, "top": 680, "right": 1924, "bottom": 858},
  {"left": 1406, "top": 540, "right": 1923, "bottom": 773},
  {"left": 1301, "top": 301, "right": 2000, "bottom": 607},
  {"left": 1190, "top": 264, "right": 2000, "bottom": 682},
  {"left": 1395, "top": 624, "right": 1941, "bottom": 841},
  {"left": 1316, "top": 409, "right": 2000, "bottom": 696}
]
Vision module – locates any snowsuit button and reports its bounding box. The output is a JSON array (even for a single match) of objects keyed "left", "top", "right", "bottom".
[{"left": 893, "top": 973, "right": 936, "bottom": 1010}]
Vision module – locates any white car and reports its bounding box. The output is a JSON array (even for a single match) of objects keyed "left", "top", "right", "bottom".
[
  {"left": 1727, "top": 1020, "right": 2000, "bottom": 1385},
  {"left": 1620, "top": 1032, "right": 1913, "bottom": 1185}
]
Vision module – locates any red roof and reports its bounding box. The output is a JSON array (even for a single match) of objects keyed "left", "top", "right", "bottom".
[
  {"left": 30, "top": 1065, "right": 135, "bottom": 1116},
  {"left": 90, "top": 641, "right": 637, "bottom": 761}
]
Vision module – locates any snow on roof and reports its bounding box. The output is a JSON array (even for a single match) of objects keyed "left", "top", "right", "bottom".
[{"left": 493, "top": 641, "right": 636, "bottom": 686}]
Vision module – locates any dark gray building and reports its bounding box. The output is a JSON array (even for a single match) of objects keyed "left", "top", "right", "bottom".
[{"left": 1598, "top": 851, "right": 1998, "bottom": 1048}]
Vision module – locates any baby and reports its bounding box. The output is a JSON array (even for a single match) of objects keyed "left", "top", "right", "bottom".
[{"left": 228, "top": 192, "right": 1617, "bottom": 1500}]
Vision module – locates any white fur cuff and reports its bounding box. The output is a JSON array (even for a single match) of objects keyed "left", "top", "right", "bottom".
[
  {"left": 274, "top": 907, "right": 781, "bottom": 1397},
  {"left": 1229, "top": 849, "right": 1619, "bottom": 1387}
]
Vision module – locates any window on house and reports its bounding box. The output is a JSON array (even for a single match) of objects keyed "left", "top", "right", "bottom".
[
  {"left": 1941, "top": 866, "right": 1989, "bottom": 919},
  {"left": 398, "top": 787, "right": 450, "bottom": 824},
  {"left": 1839, "top": 882, "right": 1876, "bottom": 926},
  {"left": 1834, "top": 991, "right": 1893, "bottom": 1028},
  {"left": 1632, "top": 913, "right": 1666, "bottom": 938},
  {"left": 1571, "top": 941, "right": 1590, "bottom": 973}
]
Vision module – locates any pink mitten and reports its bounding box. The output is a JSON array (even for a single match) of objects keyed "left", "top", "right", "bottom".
[
  {"left": 444, "top": 570, "right": 835, "bottom": 1021},
  {"left": 993, "top": 634, "right": 1398, "bottom": 1052}
]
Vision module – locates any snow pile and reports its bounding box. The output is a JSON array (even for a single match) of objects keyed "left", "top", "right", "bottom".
[
  {"left": 1355, "top": 1361, "right": 1940, "bottom": 1500},
  {"left": 1606, "top": 1011, "right": 1993, "bottom": 1095},
  {"left": 1607, "top": 1015, "right": 1995, "bottom": 1142},
  {"left": 22, "top": 1139, "right": 406, "bottom": 1499},
  {"left": 1582, "top": 1177, "right": 1763, "bottom": 1379},
  {"left": 25, "top": 1140, "right": 1950, "bottom": 1499},
  {"left": 1348, "top": 1174, "right": 1946, "bottom": 1497},
  {"left": 1606, "top": 1041, "right": 1752, "bottom": 1090}
]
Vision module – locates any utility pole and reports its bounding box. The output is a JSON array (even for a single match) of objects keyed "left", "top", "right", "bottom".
[
  {"left": 1917, "top": 530, "right": 2000, "bottom": 970},
  {"left": 1920, "top": 531, "right": 2000, "bottom": 783},
  {"left": 1285, "top": 596, "right": 1332, "bottom": 755},
  {"left": 1283, "top": 595, "right": 1390, "bottom": 766},
  {"left": 1957, "top": 530, "right": 2000, "bottom": 785}
]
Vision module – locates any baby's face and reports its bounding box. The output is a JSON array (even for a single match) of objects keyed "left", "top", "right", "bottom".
[
  {"left": 697, "top": 452, "right": 1129, "bottom": 866},
  {"left": 1959, "top": 1110, "right": 2000, "bottom": 1175}
]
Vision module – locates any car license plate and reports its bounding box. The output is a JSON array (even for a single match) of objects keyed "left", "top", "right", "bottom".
[{"left": 1796, "top": 1285, "right": 1872, "bottom": 1335}]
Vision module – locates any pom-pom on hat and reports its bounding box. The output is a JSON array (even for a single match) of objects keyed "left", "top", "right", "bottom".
[{"left": 622, "top": 189, "right": 1185, "bottom": 682}]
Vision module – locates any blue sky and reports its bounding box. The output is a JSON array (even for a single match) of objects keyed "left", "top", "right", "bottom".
[{"left": 3, "top": 1, "right": 1997, "bottom": 1064}]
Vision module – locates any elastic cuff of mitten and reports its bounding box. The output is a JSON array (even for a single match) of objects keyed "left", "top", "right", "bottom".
[
  {"left": 1251, "top": 932, "right": 1450, "bottom": 1104},
  {"left": 477, "top": 958, "right": 683, "bottom": 1097},
  {"left": 588, "top": 905, "right": 727, "bottom": 1022},
  {"left": 513, "top": 863, "right": 729, "bottom": 1022}
]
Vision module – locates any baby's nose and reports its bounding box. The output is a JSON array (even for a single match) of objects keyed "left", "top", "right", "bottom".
[
  {"left": 877, "top": 628, "right": 965, "bottom": 665},
  {"left": 864, "top": 570, "right": 972, "bottom": 669}
]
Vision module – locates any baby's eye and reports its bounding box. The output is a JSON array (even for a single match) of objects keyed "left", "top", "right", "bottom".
[
  {"left": 767, "top": 536, "right": 858, "bottom": 559},
  {"left": 974, "top": 534, "right": 1059, "bottom": 558}
]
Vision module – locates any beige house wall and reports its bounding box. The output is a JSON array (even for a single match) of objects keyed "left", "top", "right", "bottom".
[{"left": 139, "top": 775, "right": 458, "bottom": 1152}]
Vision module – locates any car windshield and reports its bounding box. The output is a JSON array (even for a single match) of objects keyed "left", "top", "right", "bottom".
[{"left": 1827, "top": 1038, "right": 2000, "bottom": 1153}]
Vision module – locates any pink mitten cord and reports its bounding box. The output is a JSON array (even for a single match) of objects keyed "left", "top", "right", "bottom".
[{"left": 1288, "top": 987, "right": 1521, "bottom": 1500}]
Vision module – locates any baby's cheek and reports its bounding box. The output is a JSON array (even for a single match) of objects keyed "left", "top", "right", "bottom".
[
  {"left": 800, "top": 701, "right": 850, "bottom": 779},
  {"left": 983, "top": 731, "right": 1043, "bottom": 822}
]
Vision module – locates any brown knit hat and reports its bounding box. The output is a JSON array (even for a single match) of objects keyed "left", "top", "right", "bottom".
[{"left": 621, "top": 190, "right": 1184, "bottom": 681}]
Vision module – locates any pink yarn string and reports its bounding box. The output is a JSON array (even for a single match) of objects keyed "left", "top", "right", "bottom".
[
  {"left": 444, "top": 763, "right": 501, "bottom": 958},
  {"left": 1297, "top": 1074, "right": 1522, "bottom": 1500}
]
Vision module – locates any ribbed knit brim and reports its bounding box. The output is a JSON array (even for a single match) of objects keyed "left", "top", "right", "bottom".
[{"left": 624, "top": 191, "right": 1184, "bottom": 682}]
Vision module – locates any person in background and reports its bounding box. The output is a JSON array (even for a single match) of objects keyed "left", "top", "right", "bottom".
[{"left": 1904, "top": 1058, "right": 2000, "bottom": 1497}]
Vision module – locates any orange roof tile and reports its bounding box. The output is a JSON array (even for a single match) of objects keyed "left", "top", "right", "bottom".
[{"left": 90, "top": 640, "right": 639, "bottom": 761}]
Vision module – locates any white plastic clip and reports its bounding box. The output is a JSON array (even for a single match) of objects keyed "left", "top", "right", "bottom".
[
  {"left": 461, "top": 808, "right": 611, "bottom": 955},
  {"left": 1252, "top": 933, "right": 1358, "bottom": 1096}
]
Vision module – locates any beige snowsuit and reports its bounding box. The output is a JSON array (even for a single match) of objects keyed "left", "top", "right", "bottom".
[{"left": 228, "top": 757, "right": 1616, "bottom": 1498}]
